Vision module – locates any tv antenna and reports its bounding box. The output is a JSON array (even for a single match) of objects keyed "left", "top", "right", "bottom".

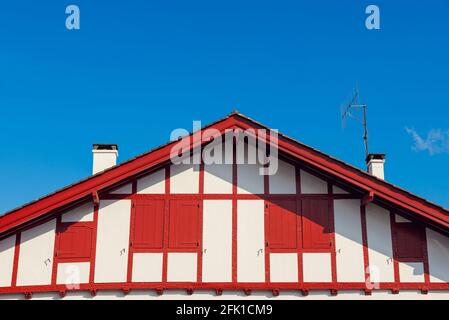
[{"left": 341, "top": 85, "right": 369, "bottom": 159}]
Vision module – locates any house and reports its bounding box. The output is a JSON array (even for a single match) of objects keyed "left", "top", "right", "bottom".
[{"left": 1, "top": 112, "right": 449, "bottom": 300}]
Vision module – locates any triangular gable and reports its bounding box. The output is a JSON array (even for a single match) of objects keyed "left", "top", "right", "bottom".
[{"left": 1, "top": 112, "right": 448, "bottom": 237}]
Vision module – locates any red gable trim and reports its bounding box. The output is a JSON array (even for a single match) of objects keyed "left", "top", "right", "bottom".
[
  {"left": 1, "top": 113, "right": 448, "bottom": 236},
  {"left": 232, "top": 116, "right": 449, "bottom": 230},
  {"left": 0, "top": 116, "right": 237, "bottom": 235}
]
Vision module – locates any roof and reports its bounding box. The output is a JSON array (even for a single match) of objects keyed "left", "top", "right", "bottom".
[{"left": 1, "top": 111, "right": 449, "bottom": 237}]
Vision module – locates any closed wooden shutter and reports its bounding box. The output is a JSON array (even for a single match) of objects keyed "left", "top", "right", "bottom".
[
  {"left": 169, "top": 200, "right": 200, "bottom": 249},
  {"left": 268, "top": 199, "right": 298, "bottom": 249},
  {"left": 132, "top": 200, "right": 165, "bottom": 249},
  {"left": 58, "top": 224, "right": 93, "bottom": 259},
  {"left": 302, "top": 199, "right": 332, "bottom": 249},
  {"left": 395, "top": 223, "right": 425, "bottom": 260}
]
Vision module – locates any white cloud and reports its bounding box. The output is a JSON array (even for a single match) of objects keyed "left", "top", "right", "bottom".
[{"left": 405, "top": 127, "right": 449, "bottom": 155}]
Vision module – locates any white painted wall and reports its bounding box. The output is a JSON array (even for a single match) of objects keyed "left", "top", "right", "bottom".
[
  {"left": 16, "top": 219, "right": 56, "bottom": 286},
  {"left": 334, "top": 199, "right": 365, "bottom": 282},
  {"left": 109, "top": 183, "right": 132, "bottom": 194},
  {"left": 427, "top": 228, "right": 449, "bottom": 283},
  {"left": 132, "top": 253, "right": 163, "bottom": 282},
  {"left": 270, "top": 253, "right": 298, "bottom": 283},
  {"left": 0, "top": 235, "right": 16, "bottom": 287},
  {"left": 302, "top": 253, "right": 332, "bottom": 282},
  {"left": 332, "top": 185, "right": 348, "bottom": 194},
  {"left": 170, "top": 164, "right": 199, "bottom": 194},
  {"left": 167, "top": 253, "right": 197, "bottom": 282},
  {"left": 203, "top": 136, "right": 233, "bottom": 194},
  {"left": 137, "top": 169, "right": 166, "bottom": 194},
  {"left": 365, "top": 204, "right": 394, "bottom": 283},
  {"left": 61, "top": 203, "right": 94, "bottom": 223},
  {"left": 269, "top": 160, "right": 296, "bottom": 194},
  {"left": 237, "top": 143, "right": 264, "bottom": 194},
  {"left": 94, "top": 200, "right": 131, "bottom": 283},
  {"left": 204, "top": 164, "right": 233, "bottom": 194},
  {"left": 399, "top": 262, "right": 424, "bottom": 283},
  {"left": 202, "top": 200, "right": 232, "bottom": 282},
  {"left": 237, "top": 200, "right": 265, "bottom": 282},
  {"left": 237, "top": 164, "right": 264, "bottom": 194},
  {"left": 300, "top": 170, "right": 327, "bottom": 194},
  {"left": 56, "top": 262, "right": 90, "bottom": 285},
  {"left": 395, "top": 214, "right": 411, "bottom": 223}
]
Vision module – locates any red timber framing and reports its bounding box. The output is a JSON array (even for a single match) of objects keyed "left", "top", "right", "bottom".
[
  {"left": 1, "top": 112, "right": 449, "bottom": 297},
  {"left": 360, "top": 203, "right": 371, "bottom": 295}
]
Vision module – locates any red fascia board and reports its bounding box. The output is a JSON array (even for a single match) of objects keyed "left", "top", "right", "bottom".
[
  {"left": 1, "top": 113, "right": 448, "bottom": 236},
  {"left": 276, "top": 140, "right": 449, "bottom": 226},
  {"left": 231, "top": 116, "right": 449, "bottom": 229},
  {"left": 0, "top": 117, "right": 237, "bottom": 235}
]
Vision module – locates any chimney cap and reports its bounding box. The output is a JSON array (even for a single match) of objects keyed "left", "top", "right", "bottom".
[
  {"left": 93, "top": 144, "right": 118, "bottom": 151},
  {"left": 366, "top": 153, "right": 385, "bottom": 162}
]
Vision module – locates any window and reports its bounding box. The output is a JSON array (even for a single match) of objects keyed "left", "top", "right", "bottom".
[
  {"left": 302, "top": 199, "right": 332, "bottom": 249},
  {"left": 169, "top": 200, "right": 200, "bottom": 249},
  {"left": 57, "top": 224, "right": 93, "bottom": 259},
  {"left": 395, "top": 223, "right": 425, "bottom": 260},
  {"left": 267, "top": 199, "right": 298, "bottom": 249},
  {"left": 132, "top": 200, "right": 165, "bottom": 249}
]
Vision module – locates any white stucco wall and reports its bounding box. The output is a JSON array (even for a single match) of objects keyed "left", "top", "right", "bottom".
[
  {"left": 427, "top": 228, "right": 449, "bottom": 283},
  {"left": 94, "top": 200, "right": 131, "bottom": 283},
  {"left": 16, "top": 219, "right": 56, "bottom": 286},
  {"left": 61, "top": 203, "right": 94, "bottom": 223},
  {"left": 334, "top": 199, "right": 365, "bottom": 282},
  {"left": 237, "top": 200, "right": 265, "bottom": 282},
  {"left": 202, "top": 200, "right": 233, "bottom": 282},
  {"left": 0, "top": 235, "right": 16, "bottom": 287},
  {"left": 365, "top": 204, "right": 394, "bottom": 282}
]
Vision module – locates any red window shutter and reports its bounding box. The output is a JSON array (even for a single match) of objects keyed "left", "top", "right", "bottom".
[
  {"left": 268, "top": 199, "right": 297, "bottom": 249},
  {"left": 58, "top": 225, "right": 92, "bottom": 259},
  {"left": 169, "top": 200, "right": 200, "bottom": 249},
  {"left": 395, "top": 223, "right": 425, "bottom": 260},
  {"left": 133, "top": 200, "right": 165, "bottom": 249},
  {"left": 302, "top": 199, "right": 332, "bottom": 249}
]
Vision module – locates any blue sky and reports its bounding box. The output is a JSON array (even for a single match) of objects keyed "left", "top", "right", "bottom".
[{"left": 0, "top": 0, "right": 448, "bottom": 213}]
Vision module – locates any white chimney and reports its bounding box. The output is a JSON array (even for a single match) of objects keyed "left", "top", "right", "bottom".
[
  {"left": 92, "top": 144, "right": 118, "bottom": 174},
  {"left": 366, "top": 153, "right": 385, "bottom": 180}
]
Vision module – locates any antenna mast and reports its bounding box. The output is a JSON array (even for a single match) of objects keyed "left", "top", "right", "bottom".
[{"left": 341, "top": 86, "right": 369, "bottom": 160}]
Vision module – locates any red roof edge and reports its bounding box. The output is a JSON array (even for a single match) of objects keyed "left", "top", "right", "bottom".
[{"left": 1, "top": 112, "right": 448, "bottom": 236}]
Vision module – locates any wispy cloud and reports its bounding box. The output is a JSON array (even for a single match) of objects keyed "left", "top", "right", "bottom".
[{"left": 405, "top": 127, "right": 449, "bottom": 155}]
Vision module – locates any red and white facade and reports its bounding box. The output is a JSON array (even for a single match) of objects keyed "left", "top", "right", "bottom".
[{"left": 1, "top": 113, "right": 449, "bottom": 300}]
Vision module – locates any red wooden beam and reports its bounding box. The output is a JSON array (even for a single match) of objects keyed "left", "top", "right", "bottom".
[
  {"left": 362, "top": 191, "right": 374, "bottom": 206},
  {"left": 1, "top": 113, "right": 449, "bottom": 240}
]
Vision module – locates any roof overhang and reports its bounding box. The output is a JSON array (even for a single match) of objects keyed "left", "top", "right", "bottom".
[{"left": 1, "top": 112, "right": 448, "bottom": 237}]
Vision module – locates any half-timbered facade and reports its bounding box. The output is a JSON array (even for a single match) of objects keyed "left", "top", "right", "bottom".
[{"left": 1, "top": 112, "right": 449, "bottom": 300}]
